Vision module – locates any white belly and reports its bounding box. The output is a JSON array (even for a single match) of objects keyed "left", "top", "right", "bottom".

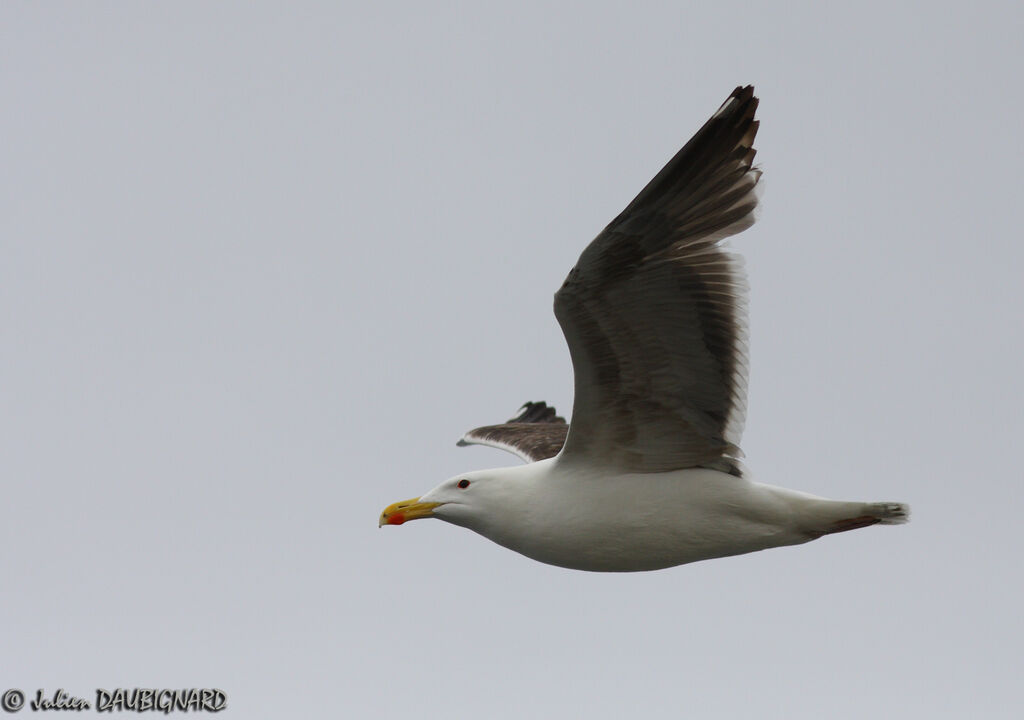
[{"left": 476, "top": 465, "right": 823, "bottom": 572}]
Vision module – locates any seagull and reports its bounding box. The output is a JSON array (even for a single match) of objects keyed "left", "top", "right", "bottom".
[{"left": 379, "top": 86, "right": 908, "bottom": 572}]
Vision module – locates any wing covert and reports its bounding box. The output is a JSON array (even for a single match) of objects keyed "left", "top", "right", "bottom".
[{"left": 457, "top": 402, "right": 568, "bottom": 463}]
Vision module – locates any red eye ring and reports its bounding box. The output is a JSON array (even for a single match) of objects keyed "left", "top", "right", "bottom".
[{"left": 457, "top": 479, "right": 470, "bottom": 489}]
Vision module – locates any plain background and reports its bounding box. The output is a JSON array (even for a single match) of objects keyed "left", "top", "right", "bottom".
[{"left": 3, "top": 2, "right": 1022, "bottom": 718}]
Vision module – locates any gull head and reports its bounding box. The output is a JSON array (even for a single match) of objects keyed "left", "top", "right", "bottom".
[{"left": 379, "top": 467, "right": 527, "bottom": 529}]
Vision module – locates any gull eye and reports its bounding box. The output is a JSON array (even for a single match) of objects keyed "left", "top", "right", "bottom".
[{"left": 457, "top": 479, "right": 470, "bottom": 489}]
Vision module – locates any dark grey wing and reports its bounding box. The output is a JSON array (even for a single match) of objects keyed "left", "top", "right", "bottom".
[
  {"left": 457, "top": 402, "right": 568, "bottom": 463},
  {"left": 553, "top": 86, "right": 760, "bottom": 474}
]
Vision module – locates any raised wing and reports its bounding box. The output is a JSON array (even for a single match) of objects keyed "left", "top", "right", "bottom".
[
  {"left": 457, "top": 401, "right": 568, "bottom": 463},
  {"left": 553, "top": 86, "right": 760, "bottom": 474}
]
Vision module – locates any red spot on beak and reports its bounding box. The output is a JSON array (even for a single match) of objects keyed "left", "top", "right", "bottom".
[{"left": 389, "top": 513, "right": 406, "bottom": 525}]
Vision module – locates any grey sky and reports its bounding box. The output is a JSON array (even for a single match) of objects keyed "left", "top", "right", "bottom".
[{"left": 3, "top": 2, "right": 1022, "bottom": 717}]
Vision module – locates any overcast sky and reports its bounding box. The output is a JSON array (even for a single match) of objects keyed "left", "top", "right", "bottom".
[{"left": 3, "top": 2, "right": 1022, "bottom": 718}]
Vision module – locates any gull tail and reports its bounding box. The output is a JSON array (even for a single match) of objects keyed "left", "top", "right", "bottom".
[
  {"left": 815, "top": 501, "right": 911, "bottom": 536},
  {"left": 866, "top": 502, "right": 910, "bottom": 525}
]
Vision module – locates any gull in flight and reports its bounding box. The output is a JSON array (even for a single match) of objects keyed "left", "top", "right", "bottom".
[{"left": 379, "top": 86, "right": 909, "bottom": 571}]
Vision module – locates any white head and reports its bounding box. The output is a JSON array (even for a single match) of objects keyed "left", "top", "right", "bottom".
[{"left": 378, "top": 465, "right": 533, "bottom": 532}]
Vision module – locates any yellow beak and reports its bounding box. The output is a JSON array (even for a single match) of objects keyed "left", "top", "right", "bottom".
[{"left": 379, "top": 497, "right": 442, "bottom": 527}]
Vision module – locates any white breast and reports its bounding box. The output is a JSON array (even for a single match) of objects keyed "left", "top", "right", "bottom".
[{"left": 472, "top": 461, "right": 827, "bottom": 572}]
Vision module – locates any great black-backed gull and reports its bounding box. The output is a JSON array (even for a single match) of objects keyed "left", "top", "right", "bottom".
[{"left": 379, "top": 86, "right": 909, "bottom": 572}]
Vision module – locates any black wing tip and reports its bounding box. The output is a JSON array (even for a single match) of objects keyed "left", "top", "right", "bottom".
[
  {"left": 717, "top": 85, "right": 759, "bottom": 133},
  {"left": 603, "top": 85, "right": 761, "bottom": 237},
  {"left": 727, "top": 84, "right": 757, "bottom": 107},
  {"left": 508, "top": 401, "right": 566, "bottom": 424},
  {"left": 730, "top": 84, "right": 755, "bottom": 101}
]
